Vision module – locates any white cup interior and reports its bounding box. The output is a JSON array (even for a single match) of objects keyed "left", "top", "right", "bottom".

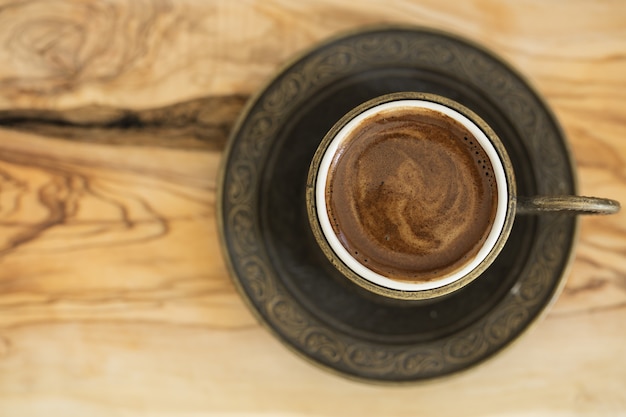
[{"left": 315, "top": 100, "right": 509, "bottom": 291}]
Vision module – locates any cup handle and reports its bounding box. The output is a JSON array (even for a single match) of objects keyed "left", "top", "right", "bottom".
[{"left": 516, "top": 196, "right": 621, "bottom": 215}]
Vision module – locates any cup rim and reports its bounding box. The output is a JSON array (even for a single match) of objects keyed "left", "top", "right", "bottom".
[{"left": 306, "top": 92, "right": 517, "bottom": 300}]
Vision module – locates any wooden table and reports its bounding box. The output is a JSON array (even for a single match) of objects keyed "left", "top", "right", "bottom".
[{"left": 0, "top": 1, "right": 624, "bottom": 415}]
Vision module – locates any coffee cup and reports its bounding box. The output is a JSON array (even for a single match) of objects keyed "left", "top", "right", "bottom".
[{"left": 306, "top": 92, "right": 620, "bottom": 300}]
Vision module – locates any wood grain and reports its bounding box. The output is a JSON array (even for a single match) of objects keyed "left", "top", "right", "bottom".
[
  {"left": 0, "top": 95, "right": 246, "bottom": 149},
  {"left": 0, "top": 0, "right": 625, "bottom": 416}
]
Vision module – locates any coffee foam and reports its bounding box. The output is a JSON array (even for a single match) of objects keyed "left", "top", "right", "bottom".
[
  {"left": 327, "top": 108, "right": 496, "bottom": 282},
  {"left": 315, "top": 100, "right": 508, "bottom": 291}
]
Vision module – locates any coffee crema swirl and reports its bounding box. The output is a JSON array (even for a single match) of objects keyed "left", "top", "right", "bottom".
[{"left": 326, "top": 107, "right": 498, "bottom": 283}]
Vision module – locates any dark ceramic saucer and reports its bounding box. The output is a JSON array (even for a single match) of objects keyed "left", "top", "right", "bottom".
[{"left": 218, "top": 26, "right": 578, "bottom": 382}]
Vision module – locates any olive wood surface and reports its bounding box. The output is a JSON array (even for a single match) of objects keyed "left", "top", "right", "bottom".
[{"left": 0, "top": 1, "right": 624, "bottom": 415}]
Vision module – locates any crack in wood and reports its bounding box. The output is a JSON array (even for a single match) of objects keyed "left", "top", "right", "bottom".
[{"left": 0, "top": 95, "right": 248, "bottom": 150}]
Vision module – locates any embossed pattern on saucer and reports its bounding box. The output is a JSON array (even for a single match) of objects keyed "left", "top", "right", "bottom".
[{"left": 217, "top": 27, "right": 578, "bottom": 382}]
